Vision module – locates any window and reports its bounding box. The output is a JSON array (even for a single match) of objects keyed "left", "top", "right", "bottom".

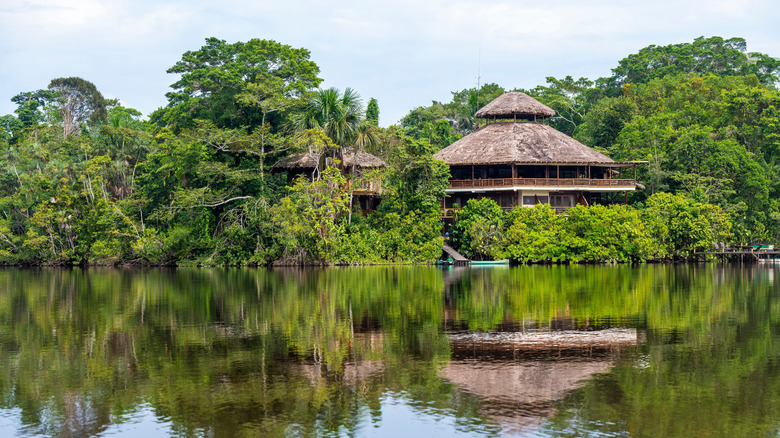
[
  {"left": 551, "top": 195, "right": 575, "bottom": 207},
  {"left": 523, "top": 196, "right": 536, "bottom": 205},
  {"left": 499, "top": 195, "right": 514, "bottom": 208},
  {"left": 537, "top": 196, "right": 549, "bottom": 204}
]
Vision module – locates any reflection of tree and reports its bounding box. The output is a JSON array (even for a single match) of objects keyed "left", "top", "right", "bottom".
[
  {"left": 0, "top": 267, "right": 470, "bottom": 436},
  {"left": 1, "top": 265, "right": 778, "bottom": 436},
  {"left": 541, "top": 265, "right": 780, "bottom": 437}
]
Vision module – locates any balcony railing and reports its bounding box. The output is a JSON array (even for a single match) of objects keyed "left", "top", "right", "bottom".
[
  {"left": 441, "top": 206, "right": 518, "bottom": 218},
  {"left": 448, "top": 178, "right": 636, "bottom": 190},
  {"left": 441, "top": 205, "right": 578, "bottom": 218},
  {"left": 346, "top": 180, "right": 382, "bottom": 194}
]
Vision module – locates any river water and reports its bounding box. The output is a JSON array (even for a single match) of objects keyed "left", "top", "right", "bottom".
[{"left": 0, "top": 264, "right": 777, "bottom": 437}]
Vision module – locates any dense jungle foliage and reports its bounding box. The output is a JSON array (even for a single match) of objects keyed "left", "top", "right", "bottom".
[{"left": 0, "top": 36, "right": 778, "bottom": 266}]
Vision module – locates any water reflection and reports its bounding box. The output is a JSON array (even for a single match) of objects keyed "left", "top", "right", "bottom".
[
  {"left": 444, "top": 310, "right": 638, "bottom": 434},
  {"left": 0, "top": 264, "right": 777, "bottom": 436}
]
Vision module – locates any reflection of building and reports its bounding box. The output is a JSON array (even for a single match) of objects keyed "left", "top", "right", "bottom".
[
  {"left": 448, "top": 328, "right": 638, "bottom": 353},
  {"left": 289, "top": 331, "right": 386, "bottom": 385},
  {"left": 441, "top": 328, "right": 638, "bottom": 435},
  {"left": 274, "top": 148, "right": 386, "bottom": 213},
  {"left": 441, "top": 359, "right": 612, "bottom": 433},
  {"left": 434, "top": 92, "right": 645, "bottom": 218}
]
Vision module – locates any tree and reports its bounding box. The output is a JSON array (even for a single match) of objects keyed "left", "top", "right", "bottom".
[
  {"left": 644, "top": 192, "right": 732, "bottom": 258},
  {"left": 449, "top": 83, "right": 506, "bottom": 130},
  {"left": 295, "top": 87, "right": 362, "bottom": 145},
  {"left": 605, "top": 36, "right": 780, "bottom": 93},
  {"left": 450, "top": 198, "right": 505, "bottom": 261},
  {"left": 366, "top": 98, "right": 379, "bottom": 126},
  {"left": 293, "top": 87, "right": 379, "bottom": 171},
  {"left": 526, "top": 76, "right": 602, "bottom": 137},
  {"left": 11, "top": 90, "right": 57, "bottom": 128},
  {"left": 48, "top": 77, "right": 107, "bottom": 138},
  {"left": 380, "top": 135, "right": 450, "bottom": 215},
  {"left": 156, "top": 37, "right": 322, "bottom": 131}
]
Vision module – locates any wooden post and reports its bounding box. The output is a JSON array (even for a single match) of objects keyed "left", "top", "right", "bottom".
[
  {"left": 512, "top": 163, "right": 517, "bottom": 179},
  {"left": 471, "top": 165, "right": 474, "bottom": 180},
  {"left": 634, "top": 165, "right": 637, "bottom": 180}
]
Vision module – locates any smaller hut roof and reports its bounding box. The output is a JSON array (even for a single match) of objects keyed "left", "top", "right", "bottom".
[
  {"left": 274, "top": 148, "right": 386, "bottom": 169},
  {"left": 475, "top": 92, "right": 555, "bottom": 120}
]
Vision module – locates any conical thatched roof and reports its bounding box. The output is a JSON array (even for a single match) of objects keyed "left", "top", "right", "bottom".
[
  {"left": 475, "top": 91, "right": 555, "bottom": 119},
  {"left": 434, "top": 122, "right": 614, "bottom": 165},
  {"left": 275, "top": 148, "right": 386, "bottom": 169}
]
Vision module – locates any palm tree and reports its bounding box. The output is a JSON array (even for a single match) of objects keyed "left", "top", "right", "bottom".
[{"left": 294, "top": 87, "right": 376, "bottom": 169}]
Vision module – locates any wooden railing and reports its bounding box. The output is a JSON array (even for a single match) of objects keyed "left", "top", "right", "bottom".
[
  {"left": 448, "top": 178, "right": 636, "bottom": 189},
  {"left": 347, "top": 180, "right": 382, "bottom": 194},
  {"left": 441, "top": 206, "right": 529, "bottom": 218}
]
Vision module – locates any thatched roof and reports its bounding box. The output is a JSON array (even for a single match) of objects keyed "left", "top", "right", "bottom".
[
  {"left": 275, "top": 148, "right": 386, "bottom": 169},
  {"left": 434, "top": 122, "right": 614, "bottom": 166},
  {"left": 475, "top": 91, "right": 555, "bottom": 120},
  {"left": 441, "top": 359, "right": 613, "bottom": 407},
  {"left": 440, "top": 359, "right": 613, "bottom": 434}
]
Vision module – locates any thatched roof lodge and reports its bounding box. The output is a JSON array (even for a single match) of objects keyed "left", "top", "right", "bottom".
[
  {"left": 274, "top": 147, "right": 386, "bottom": 170},
  {"left": 274, "top": 148, "right": 386, "bottom": 211},
  {"left": 434, "top": 91, "right": 645, "bottom": 217}
]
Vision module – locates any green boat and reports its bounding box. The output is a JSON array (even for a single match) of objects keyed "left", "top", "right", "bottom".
[{"left": 469, "top": 259, "right": 510, "bottom": 265}]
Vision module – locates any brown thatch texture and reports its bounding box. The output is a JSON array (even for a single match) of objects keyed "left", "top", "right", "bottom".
[
  {"left": 475, "top": 91, "right": 555, "bottom": 119},
  {"left": 440, "top": 360, "right": 613, "bottom": 406},
  {"left": 274, "top": 148, "right": 386, "bottom": 169},
  {"left": 448, "top": 328, "right": 638, "bottom": 351},
  {"left": 433, "top": 122, "right": 614, "bottom": 165}
]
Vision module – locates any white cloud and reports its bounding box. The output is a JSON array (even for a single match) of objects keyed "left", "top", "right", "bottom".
[
  {"left": 0, "top": 0, "right": 194, "bottom": 44},
  {"left": 0, "top": 0, "right": 777, "bottom": 125}
]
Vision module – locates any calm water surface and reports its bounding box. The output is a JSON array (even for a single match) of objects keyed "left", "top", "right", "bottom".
[{"left": 0, "top": 264, "right": 778, "bottom": 437}]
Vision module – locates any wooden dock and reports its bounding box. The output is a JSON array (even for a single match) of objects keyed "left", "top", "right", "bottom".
[
  {"left": 696, "top": 246, "right": 780, "bottom": 261},
  {"left": 442, "top": 244, "right": 470, "bottom": 265}
]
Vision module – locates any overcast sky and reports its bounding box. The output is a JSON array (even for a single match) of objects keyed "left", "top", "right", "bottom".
[{"left": 1, "top": 0, "right": 777, "bottom": 127}]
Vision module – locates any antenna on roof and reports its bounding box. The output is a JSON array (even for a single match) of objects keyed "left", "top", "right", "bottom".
[
  {"left": 476, "top": 43, "right": 481, "bottom": 101},
  {"left": 475, "top": 43, "right": 482, "bottom": 126},
  {"left": 477, "top": 41, "right": 482, "bottom": 93}
]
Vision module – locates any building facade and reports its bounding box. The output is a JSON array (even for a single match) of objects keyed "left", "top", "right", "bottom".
[{"left": 433, "top": 92, "right": 644, "bottom": 218}]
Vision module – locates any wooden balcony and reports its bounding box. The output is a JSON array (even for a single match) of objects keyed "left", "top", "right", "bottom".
[
  {"left": 347, "top": 180, "right": 382, "bottom": 195},
  {"left": 448, "top": 178, "right": 636, "bottom": 190}
]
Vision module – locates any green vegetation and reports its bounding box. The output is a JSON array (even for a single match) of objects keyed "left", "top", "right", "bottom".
[
  {"left": 1, "top": 36, "right": 778, "bottom": 266},
  {"left": 448, "top": 193, "right": 731, "bottom": 263}
]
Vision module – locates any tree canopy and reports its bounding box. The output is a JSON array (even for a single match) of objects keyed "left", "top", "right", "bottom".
[
  {"left": 48, "top": 77, "right": 107, "bottom": 137},
  {"left": 153, "top": 37, "right": 322, "bottom": 132}
]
